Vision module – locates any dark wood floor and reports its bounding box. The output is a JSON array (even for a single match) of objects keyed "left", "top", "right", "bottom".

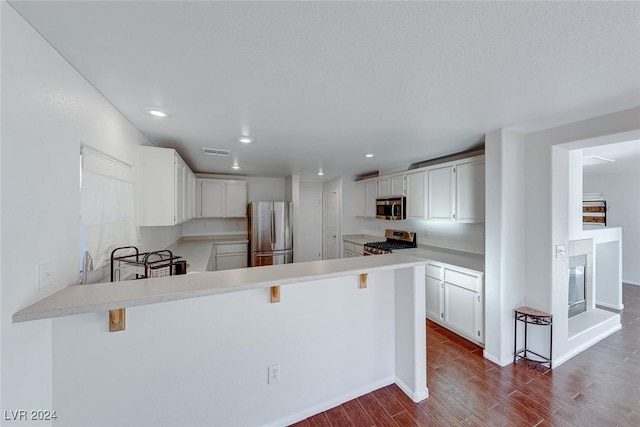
[{"left": 292, "top": 284, "right": 640, "bottom": 426}]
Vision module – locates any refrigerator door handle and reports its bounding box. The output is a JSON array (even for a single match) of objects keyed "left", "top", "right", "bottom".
[{"left": 271, "top": 205, "right": 276, "bottom": 251}]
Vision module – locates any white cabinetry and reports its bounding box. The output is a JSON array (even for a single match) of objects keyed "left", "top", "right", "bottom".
[
  {"left": 427, "top": 156, "right": 485, "bottom": 223},
  {"left": 427, "top": 165, "right": 456, "bottom": 221},
  {"left": 197, "top": 179, "right": 247, "bottom": 218},
  {"left": 425, "top": 261, "right": 484, "bottom": 345},
  {"left": 377, "top": 174, "right": 405, "bottom": 197},
  {"left": 455, "top": 158, "right": 485, "bottom": 223},
  {"left": 343, "top": 240, "right": 364, "bottom": 258},
  {"left": 353, "top": 179, "right": 378, "bottom": 218},
  {"left": 209, "top": 243, "right": 248, "bottom": 271},
  {"left": 138, "top": 146, "right": 195, "bottom": 226},
  {"left": 365, "top": 180, "right": 377, "bottom": 218},
  {"left": 405, "top": 171, "right": 427, "bottom": 219}
]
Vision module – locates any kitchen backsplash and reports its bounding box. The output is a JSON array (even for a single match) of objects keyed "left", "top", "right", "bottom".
[{"left": 357, "top": 218, "right": 485, "bottom": 254}]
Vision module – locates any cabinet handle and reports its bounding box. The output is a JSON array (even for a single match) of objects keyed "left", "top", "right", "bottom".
[
  {"left": 477, "top": 295, "right": 480, "bottom": 302},
  {"left": 477, "top": 331, "right": 481, "bottom": 337},
  {"left": 441, "top": 313, "right": 444, "bottom": 319},
  {"left": 441, "top": 282, "right": 444, "bottom": 288}
]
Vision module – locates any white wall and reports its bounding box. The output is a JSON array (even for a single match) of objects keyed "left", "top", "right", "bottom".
[
  {"left": 520, "top": 107, "right": 640, "bottom": 365},
  {"left": 483, "top": 129, "right": 526, "bottom": 366},
  {"left": 1, "top": 3, "right": 151, "bottom": 422},
  {"left": 584, "top": 167, "right": 640, "bottom": 285},
  {"left": 51, "top": 272, "right": 397, "bottom": 426}
]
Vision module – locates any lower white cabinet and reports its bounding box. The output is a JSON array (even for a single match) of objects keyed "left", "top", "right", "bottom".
[
  {"left": 425, "top": 261, "right": 484, "bottom": 345},
  {"left": 343, "top": 240, "right": 364, "bottom": 258},
  {"left": 209, "top": 243, "right": 248, "bottom": 271}
]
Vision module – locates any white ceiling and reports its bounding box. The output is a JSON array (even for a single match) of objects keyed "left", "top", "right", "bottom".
[
  {"left": 583, "top": 139, "right": 640, "bottom": 175},
  {"left": 9, "top": 1, "right": 640, "bottom": 180}
]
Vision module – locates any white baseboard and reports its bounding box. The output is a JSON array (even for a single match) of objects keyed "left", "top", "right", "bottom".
[
  {"left": 624, "top": 280, "right": 640, "bottom": 286},
  {"left": 395, "top": 376, "right": 429, "bottom": 402},
  {"left": 265, "top": 376, "right": 395, "bottom": 427},
  {"left": 483, "top": 350, "right": 512, "bottom": 367},
  {"left": 553, "top": 323, "right": 622, "bottom": 368},
  {"left": 596, "top": 301, "right": 624, "bottom": 310}
]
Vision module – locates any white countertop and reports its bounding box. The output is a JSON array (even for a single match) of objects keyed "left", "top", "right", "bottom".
[
  {"left": 404, "top": 245, "right": 484, "bottom": 273},
  {"left": 13, "top": 254, "right": 426, "bottom": 323},
  {"left": 342, "top": 234, "right": 484, "bottom": 273}
]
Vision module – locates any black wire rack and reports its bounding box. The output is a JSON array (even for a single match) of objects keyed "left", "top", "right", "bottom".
[{"left": 110, "top": 246, "right": 185, "bottom": 282}]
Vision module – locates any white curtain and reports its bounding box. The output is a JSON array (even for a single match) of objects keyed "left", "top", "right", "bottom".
[{"left": 80, "top": 146, "right": 137, "bottom": 274}]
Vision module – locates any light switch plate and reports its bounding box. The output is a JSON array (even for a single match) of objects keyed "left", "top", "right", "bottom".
[
  {"left": 555, "top": 245, "right": 566, "bottom": 258},
  {"left": 38, "top": 262, "right": 52, "bottom": 289}
]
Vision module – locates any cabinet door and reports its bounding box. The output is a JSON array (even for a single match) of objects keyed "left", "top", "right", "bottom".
[
  {"left": 225, "top": 181, "right": 247, "bottom": 218},
  {"left": 456, "top": 159, "right": 485, "bottom": 223},
  {"left": 390, "top": 174, "right": 405, "bottom": 196},
  {"left": 215, "top": 253, "right": 247, "bottom": 271},
  {"left": 443, "top": 282, "right": 478, "bottom": 342},
  {"left": 138, "top": 146, "right": 176, "bottom": 226},
  {"left": 174, "top": 157, "right": 186, "bottom": 224},
  {"left": 425, "top": 275, "right": 443, "bottom": 321},
  {"left": 377, "top": 177, "right": 390, "bottom": 197},
  {"left": 406, "top": 171, "right": 426, "bottom": 219},
  {"left": 200, "top": 180, "right": 224, "bottom": 218},
  {"left": 365, "top": 180, "right": 377, "bottom": 218},
  {"left": 353, "top": 181, "right": 366, "bottom": 217},
  {"left": 428, "top": 165, "right": 455, "bottom": 221}
]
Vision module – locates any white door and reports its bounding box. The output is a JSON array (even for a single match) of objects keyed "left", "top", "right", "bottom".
[
  {"left": 428, "top": 165, "right": 455, "bottom": 221},
  {"left": 425, "top": 275, "right": 442, "bottom": 321},
  {"left": 443, "top": 282, "right": 478, "bottom": 341},
  {"left": 323, "top": 191, "right": 338, "bottom": 260},
  {"left": 406, "top": 171, "right": 426, "bottom": 219},
  {"left": 299, "top": 191, "right": 323, "bottom": 262},
  {"left": 456, "top": 159, "right": 485, "bottom": 223}
]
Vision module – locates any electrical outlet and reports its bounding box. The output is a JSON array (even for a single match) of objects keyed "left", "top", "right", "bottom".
[
  {"left": 556, "top": 245, "right": 566, "bottom": 258},
  {"left": 268, "top": 364, "right": 280, "bottom": 384},
  {"left": 38, "top": 262, "right": 51, "bottom": 289},
  {"left": 423, "top": 228, "right": 430, "bottom": 237}
]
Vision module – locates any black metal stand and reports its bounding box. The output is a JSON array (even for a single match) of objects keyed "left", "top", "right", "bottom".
[{"left": 514, "top": 306, "right": 553, "bottom": 369}]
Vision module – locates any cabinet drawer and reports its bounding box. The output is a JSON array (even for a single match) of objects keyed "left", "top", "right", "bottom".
[
  {"left": 444, "top": 268, "right": 480, "bottom": 292},
  {"left": 344, "top": 241, "right": 355, "bottom": 252},
  {"left": 425, "top": 263, "right": 443, "bottom": 280},
  {"left": 215, "top": 243, "right": 247, "bottom": 255}
]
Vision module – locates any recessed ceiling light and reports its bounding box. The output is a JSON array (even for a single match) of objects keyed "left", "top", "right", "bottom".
[
  {"left": 232, "top": 164, "right": 240, "bottom": 170},
  {"left": 317, "top": 170, "right": 324, "bottom": 176},
  {"left": 143, "top": 107, "right": 170, "bottom": 118},
  {"left": 365, "top": 153, "right": 375, "bottom": 158},
  {"left": 237, "top": 136, "right": 254, "bottom": 144}
]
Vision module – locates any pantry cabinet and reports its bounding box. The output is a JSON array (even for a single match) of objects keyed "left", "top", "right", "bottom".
[
  {"left": 425, "top": 261, "right": 484, "bottom": 345},
  {"left": 197, "top": 179, "right": 247, "bottom": 218},
  {"left": 138, "top": 146, "right": 195, "bottom": 226}
]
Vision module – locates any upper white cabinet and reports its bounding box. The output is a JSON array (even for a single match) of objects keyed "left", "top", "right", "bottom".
[
  {"left": 365, "top": 180, "right": 377, "bottom": 218},
  {"left": 428, "top": 165, "right": 456, "bottom": 221},
  {"left": 377, "top": 174, "right": 405, "bottom": 198},
  {"left": 405, "top": 171, "right": 427, "bottom": 219},
  {"left": 353, "top": 181, "right": 366, "bottom": 217},
  {"left": 455, "top": 158, "right": 485, "bottom": 223},
  {"left": 427, "top": 156, "right": 485, "bottom": 223},
  {"left": 138, "top": 146, "right": 195, "bottom": 226},
  {"left": 197, "top": 179, "right": 247, "bottom": 218},
  {"left": 352, "top": 179, "right": 378, "bottom": 218}
]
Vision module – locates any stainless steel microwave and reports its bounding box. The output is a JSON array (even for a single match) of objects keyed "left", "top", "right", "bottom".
[{"left": 376, "top": 197, "right": 406, "bottom": 220}]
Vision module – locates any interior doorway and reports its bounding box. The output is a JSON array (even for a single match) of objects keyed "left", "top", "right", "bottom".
[{"left": 323, "top": 191, "right": 338, "bottom": 259}]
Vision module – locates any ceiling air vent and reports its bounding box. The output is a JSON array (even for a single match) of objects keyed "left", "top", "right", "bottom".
[{"left": 202, "top": 147, "right": 230, "bottom": 157}]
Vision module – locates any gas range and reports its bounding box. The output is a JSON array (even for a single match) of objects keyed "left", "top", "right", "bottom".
[{"left": 364, "top": 230, "right": 417, "bottom": 255}]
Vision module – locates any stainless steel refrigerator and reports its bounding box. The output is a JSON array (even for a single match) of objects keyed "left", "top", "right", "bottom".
[{"left": 248, "top": 201, "right": 293, "bottom": 267}]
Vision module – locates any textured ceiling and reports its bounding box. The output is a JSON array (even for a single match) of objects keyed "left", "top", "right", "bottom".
[{"left": 9, "top": 1, "right": 640, "bottom": 180}]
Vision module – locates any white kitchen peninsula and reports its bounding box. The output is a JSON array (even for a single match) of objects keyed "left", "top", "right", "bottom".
[{"left": 13, "top": 255, "right": 427, "bottom": 427}]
